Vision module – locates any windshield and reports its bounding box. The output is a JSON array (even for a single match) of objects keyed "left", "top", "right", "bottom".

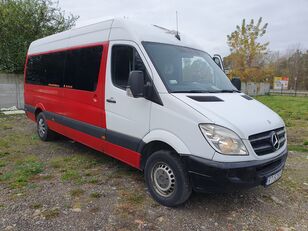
[{"left": 142, "top": 42, "right": 237, "bottom": 93}]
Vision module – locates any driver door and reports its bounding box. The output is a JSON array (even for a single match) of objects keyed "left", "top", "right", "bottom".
[{"left": 105, "top": 41, "right": 152, "bottom": 152}]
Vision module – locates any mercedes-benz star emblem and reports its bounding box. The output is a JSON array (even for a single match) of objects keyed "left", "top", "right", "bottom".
[{"left": 271, "top": 132, "right": 280, "bottom": 150}]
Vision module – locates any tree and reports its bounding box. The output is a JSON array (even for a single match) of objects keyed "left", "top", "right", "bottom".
[
  {"left": 287, "top": 49, "right": 308, "bottom": 90},
  {"left": 225, "top": 17, "right": 270, "bottom": 81},
  {"left": 0, "top": 0, "right": 79, "bottom": 73},
  {"left": 265, "top": 45, "right": 308, "bottom": 91}
]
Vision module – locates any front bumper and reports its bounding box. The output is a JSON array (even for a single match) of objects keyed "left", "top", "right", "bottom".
[{"left": 183, "top": 148, "right": 288, "bottom": 192}]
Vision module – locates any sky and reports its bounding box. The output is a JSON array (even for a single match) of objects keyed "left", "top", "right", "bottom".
[{"left": 58, "top": 0, "right": 308, "bottom": 56}]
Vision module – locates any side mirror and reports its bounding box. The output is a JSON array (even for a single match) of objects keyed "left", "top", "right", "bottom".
[
  {"left": 213, "top": 54, "right": 225, "bottom": 72},
  {"left": 127, "top": 71, "right": 145, "bottom": 98},
  {"left": 231, "top": 77, "right": 241, "bottom": 91}
]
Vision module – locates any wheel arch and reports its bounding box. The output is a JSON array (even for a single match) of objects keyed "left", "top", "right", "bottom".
[
  {"left": 140, "top": 130, "right": 191, "bottom": 170},
  {"left": 34, "top": 103, "right": 46, "bottom": 119}
]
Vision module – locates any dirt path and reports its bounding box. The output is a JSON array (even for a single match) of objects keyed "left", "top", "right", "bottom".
[{"left": 0, "top": 115, "right": 307, "bottom": 231}]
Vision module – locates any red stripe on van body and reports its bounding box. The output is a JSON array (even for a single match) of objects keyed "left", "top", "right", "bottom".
[{"left": 99, "top": 42, "right": 109, "bottom": 128}]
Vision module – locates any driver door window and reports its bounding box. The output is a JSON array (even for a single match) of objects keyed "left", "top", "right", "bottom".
[{"left": 111, "top": 45, "right": 149, "bottom": 90}]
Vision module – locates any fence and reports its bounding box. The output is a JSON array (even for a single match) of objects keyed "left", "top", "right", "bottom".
[
  {"left": 0, "top": 73, "right": 24, "bottom": 109},
  {"left": 269, "top": 89, "right": 308, "bottom": 97},
  {"left": 241, "top": 82, "right": 270, "bottom": 96}
]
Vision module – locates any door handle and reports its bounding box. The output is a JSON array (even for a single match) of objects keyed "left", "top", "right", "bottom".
[{"left": 106, "top": 97, "right": 116, "bottom": 103}]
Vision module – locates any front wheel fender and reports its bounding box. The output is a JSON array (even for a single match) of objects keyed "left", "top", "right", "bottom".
[{"left": 142, "top": 129, "right": 191, "bottom": 155}]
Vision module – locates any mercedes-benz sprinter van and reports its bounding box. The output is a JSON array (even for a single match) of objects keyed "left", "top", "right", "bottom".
[{"left": 24, "top": 18, "right": 287, "bottom": 207}]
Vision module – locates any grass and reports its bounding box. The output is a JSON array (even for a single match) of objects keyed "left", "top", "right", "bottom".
[
  {"left": 125, "top": 192, "right": 145, "bottom": 205},
  {"left": 42, "top": 207, "right": 60, "bottom": 219},
  {"left": 0, "top": 140, "right": 9, "bottom": 149},
  {"left": 70, "top": 188, "right": 85, "bottom": 197},
  {"left": 30, "top": 203, "right": 43, "bottom": 209},
  {"left": 256, "top": 96, "right": 308, "bottom": 152},
  {"left": 61, "top": 170, "right": 82, "bottom": 183},
  {"left": 87, "top": 176, "right": 100, "bottom": 184},
  {"left": 288, "top": 145, "right": 308, "bottom": 153},
  {"left": 0, "top": 151, "right": 10, "bottom": 158},
  {"left": 90, "top": 192, "right": 102, "bottom": 198},
  {"left": 255, "top": 96, "right": 308, "bottom": 122},
  {"left": 0, "top": 159, "right": 6, "bottom": 168},
  {"left": 50, "top": 155, "right": 101, "bottom": 184},
  {"left": 0, "top": 155, "right": 44, "bottom": 188},
  {"left": 50, "top": 155, "right": 98, "bottom": 170}
]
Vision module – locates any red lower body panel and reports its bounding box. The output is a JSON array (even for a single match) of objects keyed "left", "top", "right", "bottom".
[
  {"left": 105, "top": 142, "right": 141, "bottom": 169},
  {"left": 27, "top": 112, "right": 141, "bottom": 169}
]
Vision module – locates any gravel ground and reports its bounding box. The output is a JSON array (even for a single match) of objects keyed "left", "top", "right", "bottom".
[{"left": 0, "top": 115, "right": 307, "bottom": 231}]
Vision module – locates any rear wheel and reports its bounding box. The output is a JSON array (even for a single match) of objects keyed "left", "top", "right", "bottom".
[
  {"left": 36, "top": 112, "right": 56, "bottom": 141},
  {"left": 144, "top": 150, "right": 192, "bottom": 207}
]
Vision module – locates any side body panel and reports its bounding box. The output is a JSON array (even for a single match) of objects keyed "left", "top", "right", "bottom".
[
  {"left": 25, "top": 42, "right": 142, "bottom": 168},
  {"left": 24, "top": 43, "right": 109, "bottom": 153}
]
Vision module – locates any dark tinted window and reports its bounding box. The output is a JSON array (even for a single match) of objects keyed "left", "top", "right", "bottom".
[
  {"left": 26, "top": 46, "right": 103, "bottom": 91},
  {"left": 26, "top": 56, "right": 44, "bottom": 85},
  {"left": 111, "top": 45, "right": 149, "bottom": 89},
  {"left": 64, "top": 46, "right": 103, "bottom": 91},
  {"left": 26, "top": 52, "right": 65, "bottom": 86}
]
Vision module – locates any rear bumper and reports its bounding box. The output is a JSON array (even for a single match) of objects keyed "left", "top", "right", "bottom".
[{"left": 183, "top": 148, "right": 288, "bottom": 192}]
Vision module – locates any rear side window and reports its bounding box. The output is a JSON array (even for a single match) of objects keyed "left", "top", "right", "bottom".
[
  {"left": 26, "top": 56, "right": 44, "bottom": 85},
  {"left": 26, "top": 53, "right": 65, "bottom": 86},
  {"left": 25, "top": 45, "right": 103, "bottom": 92},
  {"left": 64, "top": 46, "right": 103, "bottom": 91},
  {"left": 111, "top": 45, "right": 149, "bottom": 89}
]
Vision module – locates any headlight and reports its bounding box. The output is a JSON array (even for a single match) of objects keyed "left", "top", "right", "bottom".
[{"left": 199, "top": 124, "right": 248, "bottom": 155}]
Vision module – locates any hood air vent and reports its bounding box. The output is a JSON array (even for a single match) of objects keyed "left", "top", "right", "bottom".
[
  {"left": 241, "top": 95, "right": 253, "bottom": 100},
  {"left": 187, "top": 96, "right": 223, "bottom": 102}
]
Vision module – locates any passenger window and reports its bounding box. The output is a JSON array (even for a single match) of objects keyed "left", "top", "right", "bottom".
[
  {"left": 41, "top": 52, "right": 65, "bottom": 87},
  {"left": 26, "top": 56, "right": 44, "bottom": 85},
  {"left": 26, "top": 53, "right": 65, "bottom": 87},
  {"left": 26, "top": 46, "right": 103, "bottom": 91},
  {"left": 111, "top": 45, "right": 149, "bottom": 89},
  {"left": 64, "top": 46, "right": 103, "bottom": 91}
]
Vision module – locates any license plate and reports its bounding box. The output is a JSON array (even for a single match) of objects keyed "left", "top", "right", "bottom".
[{"left": 265, "top": 170, "right": 282, "bottom": 186}]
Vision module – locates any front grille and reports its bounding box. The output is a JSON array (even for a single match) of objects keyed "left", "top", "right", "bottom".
[{"left": 249, "top": 127, "right": 286, "bottom": 156}]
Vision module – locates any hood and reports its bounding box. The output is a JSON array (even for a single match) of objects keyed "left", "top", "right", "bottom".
[{"left": 172, "top": 93, "right": 285, "bottom": 139}]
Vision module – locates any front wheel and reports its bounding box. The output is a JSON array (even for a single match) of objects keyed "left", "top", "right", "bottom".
[{"left": 144, "top": 150, "right": 192, "bottom": 207}]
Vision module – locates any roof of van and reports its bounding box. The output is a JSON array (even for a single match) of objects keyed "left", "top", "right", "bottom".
[{"left": 28, "top": 18, "right": 203, "bottom": 55}]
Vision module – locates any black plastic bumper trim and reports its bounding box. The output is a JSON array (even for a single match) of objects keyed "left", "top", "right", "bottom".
[
  {"left": 186, "top": 149, "right": 287, "bottom": 170},
  {"left": 44, "top": 111, "right": 106, "bottom": 139},
  {"left": 183, "top": 148, "right": 288, "bottom": 192}
]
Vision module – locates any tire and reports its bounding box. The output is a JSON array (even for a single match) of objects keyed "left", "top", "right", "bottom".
[
  {"left": 36, "top": 112, "right": 56, "bottom": 141},
  {"left": 144, "top": 150, "right": 192, "bottom": 207}
]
